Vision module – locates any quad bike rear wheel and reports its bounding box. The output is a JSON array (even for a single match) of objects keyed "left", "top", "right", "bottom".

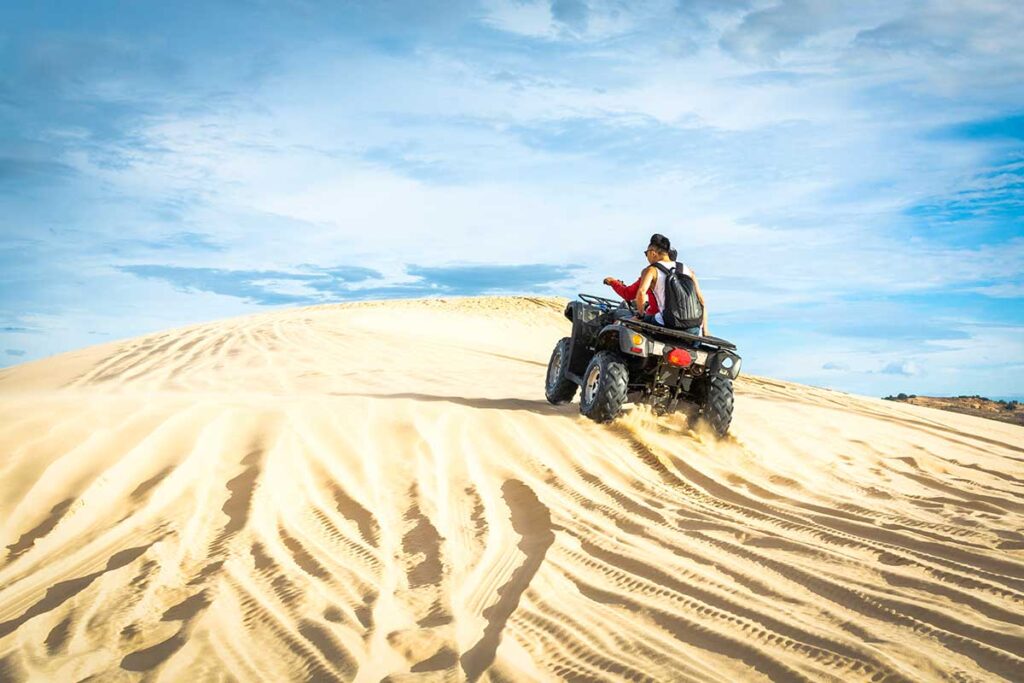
[
  {"left": 703, "top": 375, "right": 734, "bottom": 436},
  {"left": 580, "top": 351, "right": 629, "bottom": 423},
  {"left": 545, "top": 337, "right": 577, "bottom": 404}
]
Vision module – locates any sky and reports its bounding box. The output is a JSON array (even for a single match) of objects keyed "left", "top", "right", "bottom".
[{"left": 1, "top": 0, "right": 1022, "bottom": 399}]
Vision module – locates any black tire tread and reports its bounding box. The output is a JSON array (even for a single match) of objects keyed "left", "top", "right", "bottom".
[
  {"left": 580, "top": 351, "right": 629, "bottom": 423},
  {"left": 704, "top": 375, "right": 734, "bottom": 436},
  {"left": 545, "top": 337, "right": 577, "bottom": 404}
]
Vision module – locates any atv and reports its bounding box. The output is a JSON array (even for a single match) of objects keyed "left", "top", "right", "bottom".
[{"left": 544, "top": 293, "right": 742, "bottom": 436}]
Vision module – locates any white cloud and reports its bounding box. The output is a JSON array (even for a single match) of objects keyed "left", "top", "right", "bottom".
[
  {"left": 480, "top": 0, "right": 559, "bottom": 38},
  {"left": 719, "top": 0, "right": 856, "bottom": 63},
  {"left": 881, "top": 360, "right": 920, "bottom": 376},
  {"left": 969, "top": 283, "right": 1024, "bottom": 298},
  {"left": 6, "top": 1, "right": 1021, "bottom": 396},
  {"left": 480, "top": 0, "right": 657, "bottom": 42},
  {"left": 72, "top": 46, "right": 1023, "bottom": 310}
]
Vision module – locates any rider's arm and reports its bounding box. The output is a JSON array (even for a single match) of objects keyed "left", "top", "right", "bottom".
[
  {"left": 692, "top": 272, "right": 708, "bottom": 334},
  {"left": 608, "top": 278, "right": 638, "bottom": 301},
  {"left": 636, "top": 266, "right": 657, "bottom": 313}
]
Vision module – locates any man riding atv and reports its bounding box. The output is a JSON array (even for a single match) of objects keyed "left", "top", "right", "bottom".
[
  {"left": 602, "top": 243, "right": 679, "bottom": 319},
  {"left": 636, "top": 234, "right": 707, "bottom": 334},
  {"left": 605, "top": 235, "right": 708, "bottom": 334},
  {"left": 545, "top": 234, "right": 739, "bottom": 435}
]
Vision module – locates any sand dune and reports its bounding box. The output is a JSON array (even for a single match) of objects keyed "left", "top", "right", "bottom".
[{"left": 1, "top": 296, "right": 1022, "bottom": 682}]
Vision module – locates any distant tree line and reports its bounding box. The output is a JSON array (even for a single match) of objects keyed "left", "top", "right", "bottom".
[{"left": 882, "top": 393, "right": 1019, "bottom": 410}]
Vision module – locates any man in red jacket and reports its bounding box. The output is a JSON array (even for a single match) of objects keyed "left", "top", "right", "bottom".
[
  {"left": 602, "top": 247, "right": 677, "bottom": 316},
  {"left": 603, "top": 274, "right": 659, "bottom": 315}
]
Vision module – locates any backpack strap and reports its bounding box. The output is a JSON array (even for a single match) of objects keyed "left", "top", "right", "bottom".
[{"left": 653, "top": 262, "right": 673, "bottom": 276}]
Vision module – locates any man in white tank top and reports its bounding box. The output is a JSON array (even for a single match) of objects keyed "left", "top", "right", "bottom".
[{"left": 635, "top": 235, "right": 708, "bottom": 335}]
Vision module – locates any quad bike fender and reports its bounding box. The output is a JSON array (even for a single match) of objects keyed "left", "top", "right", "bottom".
[
  {"left": 596, "top": 324, "right": 648, "bottom": 358},
  {"left": 708, "top": 349, "right": 742, "bottom": 379}
]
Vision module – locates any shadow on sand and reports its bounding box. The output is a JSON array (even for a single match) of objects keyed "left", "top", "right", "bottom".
[{"left": 328, "top": 392, "right": 576, "bottom": 417}]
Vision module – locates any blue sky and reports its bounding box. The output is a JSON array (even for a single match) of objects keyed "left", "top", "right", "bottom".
[{"left": 2, "top": 0, "right": 1022, "bottom": 399}]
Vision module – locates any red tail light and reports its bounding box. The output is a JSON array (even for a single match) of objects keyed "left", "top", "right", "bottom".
[{"left": 667, "top": 348, "right": 692, "bottom": 367}]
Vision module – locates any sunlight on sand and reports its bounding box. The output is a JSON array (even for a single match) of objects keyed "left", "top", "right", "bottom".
[{"left": 1, "top": 297, "right": 1022, "bottom": 681}]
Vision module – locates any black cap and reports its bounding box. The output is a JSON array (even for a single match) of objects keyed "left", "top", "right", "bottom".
[{"left": 648, "top": 233, "right": 671, "bottom": 253}]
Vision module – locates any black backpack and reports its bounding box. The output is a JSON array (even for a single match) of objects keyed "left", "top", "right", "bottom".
[{"left": 654, "top": 262, "right": 703, "bottom": 329}]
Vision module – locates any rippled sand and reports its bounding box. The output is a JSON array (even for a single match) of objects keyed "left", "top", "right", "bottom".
[{"left": 1, "top": 297, "right": 1022, "bottom": 681}]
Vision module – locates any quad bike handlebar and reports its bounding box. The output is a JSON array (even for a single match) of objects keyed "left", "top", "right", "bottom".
[{"left": 578, "top": 292, "right": 636, "bottom": 312}]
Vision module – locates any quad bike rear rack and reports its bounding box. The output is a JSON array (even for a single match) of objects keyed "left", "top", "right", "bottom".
[
  {"left": 621, "top": 318, "right": 736, "bottom": 350},
  {"left": 573, "top": 293, "right": 737, "bottom": 350}
]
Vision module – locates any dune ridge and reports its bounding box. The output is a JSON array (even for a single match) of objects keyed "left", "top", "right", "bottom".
[{"left": 1, "top": 296, "right": 1022, "bottom": 681}]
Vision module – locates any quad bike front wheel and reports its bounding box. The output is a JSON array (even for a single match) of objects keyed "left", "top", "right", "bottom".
[
  {"left": 545, "top": 337, "right": 577, "bottom": 404},
  {"left": 579, "top": 351, "right": 629, "bottom": 423}
]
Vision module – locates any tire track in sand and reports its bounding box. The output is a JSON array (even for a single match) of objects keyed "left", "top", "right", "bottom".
[
  {"left": 4, "top": 297, "right": 1023, "bottom": 681},
  {"left": 461, "top": 479, "right": 554, "bottom": 681}
]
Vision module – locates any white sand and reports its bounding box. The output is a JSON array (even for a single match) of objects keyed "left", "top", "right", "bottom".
[{"left": 0, "top": 296, "right": 1022, "bottom": 681}]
